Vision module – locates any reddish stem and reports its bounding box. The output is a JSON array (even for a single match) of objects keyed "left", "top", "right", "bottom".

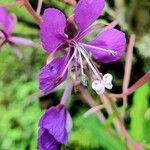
[
  {"left": 78, "top": 86, "right": 106, "bottom": 122},
  {"left": 110, "top": 71, "right": 150, "bottom": 98},
  {"left": 0, "top": 1, "right": 23, "bottom": 7},
  {"left": 36, "top": 0, "right": 43, "bottom": 15},
  {"left": 122, "top": 34, "right": 135, "bottom": 104},
  {"left": 22, "top": 0, "right": 42, "bottom": 25}
]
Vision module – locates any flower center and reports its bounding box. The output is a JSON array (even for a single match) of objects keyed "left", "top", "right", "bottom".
[
  {"left": 59, "top": 42, "right": 114, "bottom": 95},
  {"left": 67, "top": 39, "right": 77, "bottom": 48}
]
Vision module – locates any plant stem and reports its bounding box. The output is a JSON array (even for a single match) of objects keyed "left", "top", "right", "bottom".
[
  {"left": 122, "top": 34, "right": 135, "bottom": 104},
  {"left": 100, "top": 94, "right": 126, "bottom": 141},
  {"left": 105, "top": 94, "right": 144, "bottom": 150},
  {"left": 36, "top": 0, "right": 43, "bottom": 15},
  {"left": 23, "top": 0, "right": 42, "bottom": 25},
  {"left": 60, "top": 81, "right": 73, "bottom": 105},
  {"left": 110, "top": 71, "right": 150, "bottom": 98},
  {"left": 0, "top": 1, "right": 23, "bottom": 7},
  {"left": 78, "top": 86, "right": 106, "bottom": 122}
]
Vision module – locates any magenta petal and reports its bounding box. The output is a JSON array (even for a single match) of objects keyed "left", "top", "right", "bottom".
[
  {"left": 39, "top": 52, "right": 70, "bottom": 93},
  {"left": 87, "top": 29, "right": 126, "bottom": 63},
  {"left": 0, "top": 7, "right": 14, "bottom": 35},
  {"left": 74, "top": 0, "right": 105, "bottom": 34},
  {"left": 39, "top": 105, "right": 68, "bottom": 144},
  {"left": 40, "top": 8, "right": 67, "bottom": 54},
  {"left": 38, "top": 128, "right": 61, "bottom": 150}
]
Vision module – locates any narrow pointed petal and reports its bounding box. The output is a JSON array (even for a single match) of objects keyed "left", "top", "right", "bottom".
[
  {"left": 39, "top": 105, "right": 68, "bottom": 144},
  {"left": 40, "top": 8, "right": 67, "bottom": 54},
  {"left": 74, "top": 0, "right": 105, "bottom": 34},
  {"left": 38, "top": 128, "right": 61, "bottom": 150},
  {"left": 87, "top": 29, "right": 126, "bottom": 63},
  {"left": 0, "top": 7, "right": 14, "bottom": 35},
  {"left": 9, "top": 36, "right": 35, "bottom": 47}
]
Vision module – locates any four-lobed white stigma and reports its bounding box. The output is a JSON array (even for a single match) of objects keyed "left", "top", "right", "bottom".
[{"left": 92, "top": 73, "right": 113, "bottom": 95}]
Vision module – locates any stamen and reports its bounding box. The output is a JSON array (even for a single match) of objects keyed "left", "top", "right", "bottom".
[
  {"left": 74, "top": 49, "right": 78, "bottom": 81},
  {"left": 78, "top": 47, "right": 87, "bottom": 86},
  {"left": 77, "top": 45, "right": 101, "bottom": 80},
  {"left": 61, "top": 49, "right": 76, "bottom": 77},
  {"left": 80, "top": 45, "right": 102, "bottom": 77},
  {"left": 82, "top": 74, "right": 88, "bottom": 87},
  {"left": 67, "top": 39, "right": 76, "bottom": 47},
  {"left": 81, "top": 43, "right": 117, "bottom": 56}
]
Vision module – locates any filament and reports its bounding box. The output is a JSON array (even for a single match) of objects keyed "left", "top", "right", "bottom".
[
  {"left": 77, "top": 45, "right": 101, "bottom": 80},
  {"left": 81, "top": 43, "right": 117, "bottom": 56}
]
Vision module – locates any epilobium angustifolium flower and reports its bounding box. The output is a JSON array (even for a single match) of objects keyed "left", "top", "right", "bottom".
[
  {"left": 0, "top": 7, "right": 35, "bottom": 58},
  {"left": 38, "top": 104, "right": 72, "bottom": 150},
  {"left": 39, "top": 0, "right": 126, "bottom": 95}
]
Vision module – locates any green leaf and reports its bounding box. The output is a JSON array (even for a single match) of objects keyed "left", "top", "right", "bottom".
[
  {"left": 130, "top": 83, "right": 150, "bottom": 142},
  {"left": 69, "top": 111, "right": 124, "bottom": 150}
]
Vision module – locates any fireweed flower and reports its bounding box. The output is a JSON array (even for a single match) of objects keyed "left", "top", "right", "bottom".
[
  {"left": 38, "top": 104, "right": 72, "bottom": 150},
  {"left": 39, "top": 0, "right": 126, "bottom": 94},
  {"left": 0, "top": 7, "right": 35, "bottom": 58}
]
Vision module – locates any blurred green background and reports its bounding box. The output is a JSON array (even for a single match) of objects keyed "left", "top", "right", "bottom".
[{"left": 0, "top": 0, "right": 150, "bottom": 150}]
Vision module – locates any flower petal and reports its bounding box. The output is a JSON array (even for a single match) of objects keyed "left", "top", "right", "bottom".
[
  {"left": 66, "top": 111, "right": 73, "bottom": 133},
  {"left": 87, "top": 29, "right": 126, "bottom": 63},
  {"left": 39, "top": 105, "right": 68, "bottom": 144},
  {"left": 39, "top": 52, "right": 70, "bottom": 94},
  {"left": 40, "top": 8, "right": 67, "bottom": 54},
  {"left": 0, "top": 7, "right": 14, "bottom": 35},
  {"left": 38, "top": 128, "right": 61, "bottom": 150},
  {"left": 9, "top": 36, "right": 35, "bottom": 47},
  {"left": 74, "top": 0, "right": 105, "bottom": 34}
]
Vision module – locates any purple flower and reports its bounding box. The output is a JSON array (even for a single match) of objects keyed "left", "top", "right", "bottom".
[
  {"left": 38, "top": 104, "right": 72, "bottom": 150},
  {"left": 0, "top": 7, "right": 15, "bottom": 46},
  {"left": 39, "top": 0, "right": 126, "bottom": 94},
  {"left": 0, "top": 7, "right": 36, "bottom": 58},
  {"left": 0, "top": 7, "right": 15, "bottom": 35}
]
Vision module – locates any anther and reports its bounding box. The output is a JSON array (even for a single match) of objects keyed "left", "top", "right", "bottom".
[
  {"left": 82, "top": 74, "right": 88, "bottom": 86},
  {"left": 81, "top": 43, "right": 117, "bottom": 56},
  {"left": 108, "top": 50, "right": 117, "bottom": 56}
]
